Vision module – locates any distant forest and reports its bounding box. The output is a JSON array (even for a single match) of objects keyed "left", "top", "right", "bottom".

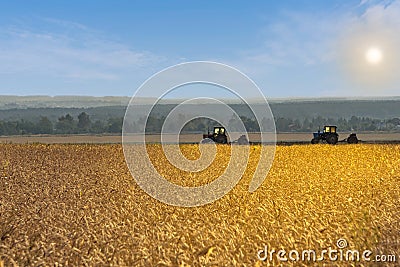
[{"left": 0, "top": 99, "right": 400, "bottom": 135}]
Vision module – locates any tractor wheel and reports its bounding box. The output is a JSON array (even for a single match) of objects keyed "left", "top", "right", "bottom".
[
  {"left": 311, "top": 138, "right": 319, "bottom": 144},
  {"left": 347, "top": 134, "right": 358, "bottom": 144},
  {"left": 215, "top": 135, "right": 227, "bottom": 144},
  {"left": 326, "top": 134, "right": 338, "bottom": 145}
]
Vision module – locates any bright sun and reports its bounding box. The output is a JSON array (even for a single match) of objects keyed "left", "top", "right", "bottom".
[{"left": 365, "top": 47, "right": 383, "bottom": 64}]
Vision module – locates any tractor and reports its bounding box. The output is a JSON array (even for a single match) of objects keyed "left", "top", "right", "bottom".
[
  {"left": 311, "top": 125, "right": 339, "bottom": 144},
  {"left": 202, "top": 126, "right": 249, "bottom": 144},
  {"left": 311, "top": 125, "right": 358, "bottom": 144},
  {"left": 202, "top": 126, "right": 228, "bottom": 144}
]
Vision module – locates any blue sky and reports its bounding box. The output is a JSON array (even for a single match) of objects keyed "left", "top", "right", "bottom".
[{"left": 0, "top": 0, "right": 399, "bottom": 97}]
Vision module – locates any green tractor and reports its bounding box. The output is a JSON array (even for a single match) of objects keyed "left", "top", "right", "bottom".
[{"left": 311, "top": 125, "right": 358, "bottom": 144}]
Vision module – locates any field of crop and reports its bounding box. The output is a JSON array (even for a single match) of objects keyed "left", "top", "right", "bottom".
[
  {"left": 0, "top": 143, "right": 399, "bottom": 266},
  {"left": 1, "top": 132, "right": 400, "bottom": 144}
]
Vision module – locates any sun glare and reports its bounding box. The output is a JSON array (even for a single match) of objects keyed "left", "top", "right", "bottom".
[{"left": 365, "top": 47, "right": 383, "bottom": 64}]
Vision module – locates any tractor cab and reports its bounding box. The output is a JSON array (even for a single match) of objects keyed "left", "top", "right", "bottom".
[
  {"left": 213, "top": 126, "right": 225, "bottom": 137},
  {"left": 324, "top": 125, "right": 336, "bottom": 133}
]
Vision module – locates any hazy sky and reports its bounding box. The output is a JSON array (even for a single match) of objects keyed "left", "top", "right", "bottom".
[{"left": 0, "top": 0, "right": 399, "bottom": 97}]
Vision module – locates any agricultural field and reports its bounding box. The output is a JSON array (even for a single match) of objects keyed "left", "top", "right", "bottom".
[
  {"left": 0, "top": 143, "right": 399, "bottom": 266},
  {"left": 1, "top": 132, "right": 400, "bottom": 144}
]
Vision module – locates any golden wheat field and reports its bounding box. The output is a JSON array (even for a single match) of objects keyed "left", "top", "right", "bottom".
[{"left": 0, "top": 143, "right": 399, "bottom": 266}]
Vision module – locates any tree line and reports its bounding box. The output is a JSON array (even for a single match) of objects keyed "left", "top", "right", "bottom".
[
  {"left": 0, "top": 112, "right": 122, "bottom": 135},
  {"left": 0, "top": 112, "right": 399, "bottom": 136}
]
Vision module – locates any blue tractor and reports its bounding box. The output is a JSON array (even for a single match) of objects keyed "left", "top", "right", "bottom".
[
  {"left": 311, "top": 125, "right": 339, "bottom": 144},
  {"left": 311, "top": 125, "right": 358, "bottom": 144}
]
